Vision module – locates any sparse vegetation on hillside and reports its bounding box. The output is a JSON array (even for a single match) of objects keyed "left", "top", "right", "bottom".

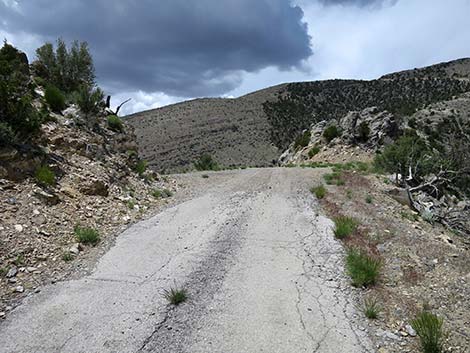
[
  {"left": 308, "top": 145, "right": 320, "bottom": 158},
  {"left": 0, "top": 41, "right": 43, "bottom": 145},
  {"left": 34, "top": 38, "right": 95, "bottom": 93},
  {"left": 74, "top": 225, "right": 100, "bottom": 245},
  {"left": 333, "top": 216, "right": 357, "bottom": 239},
  {"left": 363, "top": 297, "right": 381, "bottom": 319},
  {"left": 152, "top": 188, "right": 173, "bottom": 199},
  {"left": 264, "top": 75, "right": 470, "bottom": 150},
  {"left": 346, "top": 248, "right": 381, "bottom": 287},
  {"left": 411, "top": 311, "right": 445, "bottom": 353},
  {"left": 44, "top": 85, "right": 66, "bottom": 113},
  {"left": 311, "top": 185, "right": 326, "bottom": 199},
  {"left": 194, "top": 154, "right": 219, "bottom": 171},
  {"left": 134, "top": 160, "right": 148, "bottom": 176},
  {"left": 357, "top": 121, "right": 370, "bottom": 142},
  {"left": 294, "top": 130, "right": 311, "bottom": 149},
  {"left": 323, "top": 125, "right": 340, "bottom": 143},
  {"left": 35, "top": 165, "right": 56, "bottom": 186},
  {"left": 73, "top": 84, "right": 105, "bottom": 119},
  {"left": 107, "top": 115, "right": 124, "bottom": 132}
]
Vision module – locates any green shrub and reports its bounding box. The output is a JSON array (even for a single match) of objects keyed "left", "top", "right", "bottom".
[
  {"left": 35, "top": 165, "right": 56, "bottom": 186},
  {"left": 363, "top": 297, "right": 381, "bottom": 319},
  {"left": 127, "top": 200, "right": 135, "bottom": 209},
  {"left": 308, "top": 146, "right": 321, "bottom": 158},
  {"left": 34, "top": 38, "right": 95, "bottom": 93},
  {"left": 107, "top": 115, "right": 124, "bottom": 132},
  {"left": 74, "top": 225, "right": 100, "bottom": 245},
  {"left": 323, "top": 125, "right": 340, "bottom": 142},
  {"left": 44, "top": 85, "right": 66, "bottom": 112},
  {"left": 202, "top": 174, "right": 209, "bottom": 179},
  {"left": 135, "top": 160, "right": 148, "bottom": 176},
  {"left": 294, "top": 131, "right": 311, "bottom": 149},
  {"left": 336, "top": 178, "right": 346, "bottom": 186},
  {"left": 365, "top": 195, "right": 373, "bottom": 204},
  {"left": 0, "top": 42, "right": 43, "bottom": 143},
  {"left": 0, "top": 122, "right": 14, "bottom": 146},
  {"left": 152, "top": 189, "right": 173, "bottom": 199},
  {"left": 411, "top": 311, "right": 444, "bottom": 353},
  {"left": 311, "top": 185, "right": 326, "bottom": 199},
  {"left": 357, "top": 121, "right": 370, "bottom": 142},
  {"left": 346, "top": 248, "right": 382, "bottom": 287},
  {"left": 194, "top": 154, "right": 219, "bottom": 171},
  {"left": 421, "top": 210, "right": 435, "bottom": 224},
  {"left": 163, "top": 286, "right": 188, "bottom": 306},
  {"left": 323, "top": 171, "right": 344, "bottom": 185},
  {"left": 73, "top": 84, "right": 104, "bottom": 118},
  {"left": 13, "top": 255, "right": 25, "bottom": 266},
  {"left": 333, "top": 216, "right": 357, "bottom": 239},
  {"left": 374, "top": 131, "right": 436, "bottom": 183},
  {"left": 62, "top": 252, "right": 74, "bottom": 262}
]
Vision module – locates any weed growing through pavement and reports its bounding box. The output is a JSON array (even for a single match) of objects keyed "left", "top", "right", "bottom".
[{"left": 163, "top": 286, "right": 188, "bottom": 306}]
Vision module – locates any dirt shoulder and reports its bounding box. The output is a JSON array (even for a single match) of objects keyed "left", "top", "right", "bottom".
[{"left": 315, "top": 168, "right": 470, "bottom": 353}]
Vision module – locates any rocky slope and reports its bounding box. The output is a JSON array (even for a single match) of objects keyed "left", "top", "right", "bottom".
[
  {"left": 126, "top": 86, "right": 282, "bottom": 173},
  {"left": 127, "top": 58, "right": 470, "bottom": 172},
  {"left": 0, "top": 96, "right": 177, "bottom": 316}
]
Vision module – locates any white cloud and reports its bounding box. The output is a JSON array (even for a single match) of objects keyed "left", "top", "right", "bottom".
[
  {"left": 109, "top": 91, "right": 184, "bottom": 116},
  {"left": 229, "top": 0, "right": 470, "bottom": 97}
]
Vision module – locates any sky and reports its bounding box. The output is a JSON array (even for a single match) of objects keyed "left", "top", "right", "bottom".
[{"left": 1, "top": 0, "right": 470, "bottom": 115}]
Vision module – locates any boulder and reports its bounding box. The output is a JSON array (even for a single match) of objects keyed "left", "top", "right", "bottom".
[{"left": 80, "top": 180, "right": 109, "bottom": 197}]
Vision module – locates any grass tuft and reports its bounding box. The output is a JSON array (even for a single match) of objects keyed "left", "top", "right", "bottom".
[
  {"left": 134, "top": 160, "right": 148, "bottom": 176},
  {"left": 35, "top": 165, "right": 56, "bottom": 186},
  {"left": 308, "top": 146, "right": 321, "bottom": 158},
  {"left": 163, "top": 286, "right": 188, "bottom": 306},
  {"left": 107, "top": 115, "right": 124, "bottom": 132},
  {"left": 346, "top": 248, "right": 382, "bottom": 287},
  {"left": 333, "top": 216, "right": 357, "bottom": 239},
  {"left": 62, "top": 252, "right": 74, "bottom": 262},
  {"left": 74, "top": 225, "right": 100, "bottom": 245},
  {"left": 363, "top": 297, "right": 381, "bottom": 319},
  {"left": 152, "top": 189, "right": 173, "bottom": 199},
  {"left": 311, "top": 185, "right": 326, "bottom": 199},
  {"left": 411, "top": 311, "right": 444, "bottom": 353}
]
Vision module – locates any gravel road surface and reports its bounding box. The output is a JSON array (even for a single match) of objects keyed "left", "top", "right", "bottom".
[{"left": 0, "top": 168, "right": 373, "bottom": 353}]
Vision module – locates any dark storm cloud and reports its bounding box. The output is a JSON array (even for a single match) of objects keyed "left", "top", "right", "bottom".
[{"left": 0, "top": 0, "right": 312, "bottom": 96}]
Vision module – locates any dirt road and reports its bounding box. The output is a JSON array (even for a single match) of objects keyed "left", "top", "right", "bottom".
[{"left": 0, "top": 168, "right": 373, "bottom": 353}]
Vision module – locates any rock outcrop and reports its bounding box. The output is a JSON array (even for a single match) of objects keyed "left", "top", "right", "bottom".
[{"left": 0, "top": 93, "right": 177, "bottom": 314}]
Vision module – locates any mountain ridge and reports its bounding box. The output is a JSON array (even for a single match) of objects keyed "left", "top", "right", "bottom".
[{"left": 127, "top": 57, "right": 470, "bottom": 173}]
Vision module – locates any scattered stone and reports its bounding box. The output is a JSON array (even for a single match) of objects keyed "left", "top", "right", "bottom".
[
  {"left": 69, "top": 244, "right": 81, "bottom": 255},
  {"left": 0, "top": 312, "right": 5, "bottom": 318},
  {"left": 80, "top": 180, "right": 109, "bottom": 197},
  {"left": 6, "top": 267, "right": 18, "bottom": 278},
  {"left": 34, "top": 190, "right": 60, "bottom": 205},
  {"left": 6, "top": 197, "right": 17, "bottom": 205},
  {"left": 405, "top": 324, "right": 416, "bottom": 337},
  {"left": 15, "top": 285, "right": 24, "bottom": 293},
  {"left": 14, "top": 224, "right": 24, "bottom": 232}
]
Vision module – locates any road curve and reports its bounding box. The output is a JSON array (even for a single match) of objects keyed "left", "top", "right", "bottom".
[{"left": 0, "top": 168, "right": 373, "bottom": 353}]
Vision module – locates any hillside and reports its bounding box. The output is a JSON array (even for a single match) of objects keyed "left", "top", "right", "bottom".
[
  {"left": 0, "top": 42, "right": 177, "bottom": 314},
  {"left": 127, "top": 58, "right": 470, "bottom": 172},
  {"left": 126, "top": 85, "right": 283, "bottom": 173}
]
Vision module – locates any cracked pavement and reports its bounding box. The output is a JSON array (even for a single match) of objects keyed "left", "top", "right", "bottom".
[{"left": 0, "top": 168, "right": 373, "bottom": 353}]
